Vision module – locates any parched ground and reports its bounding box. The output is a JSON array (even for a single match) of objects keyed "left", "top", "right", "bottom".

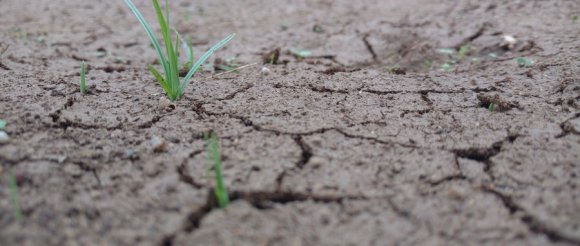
[{"left": 0, "top": 0, "right": 579, "bottom": 245}]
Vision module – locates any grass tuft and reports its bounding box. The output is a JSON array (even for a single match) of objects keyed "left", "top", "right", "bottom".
[
  {"left": 123, "top": 0, "right": 234, "bottom": 101},
  {"left": 204, "top": 132, "right": 229, "bottom": 208},
  {"left": 80, "top": 61, "right": 86, "bottom": 95}
]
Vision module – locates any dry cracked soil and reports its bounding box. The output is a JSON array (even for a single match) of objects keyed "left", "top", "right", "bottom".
[{"left": 0, "top": 0, "right": 579, "bottom": 245}]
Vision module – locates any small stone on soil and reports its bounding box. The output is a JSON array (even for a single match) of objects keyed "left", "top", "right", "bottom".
[
  {"left": 501, "top": 35, "right": 517, "bottom": 50},
  {"left": 0, "top": 131, "right": 10, "bottom": 144},
  {"left": 307, "top": 156, "right": 328, "bottom": 169},
  {"left": 151, "top": 136, "right": 167, "bottom": 153},
  {"left": 159, "top": 97, "right": 175, "bottom": 111}
]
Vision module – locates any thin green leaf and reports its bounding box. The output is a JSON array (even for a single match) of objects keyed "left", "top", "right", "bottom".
[
  {"left": 123, "top": 0, "right": 169, "bottom": 74},
  {"left": 8, "top": 171, "right": 23, "bottom": 221},
  {"left": 180, "top": 34, "right": 235, "bottom": 96},
  {"left": 206, "top": 132, "right": 229, "bottom": 208},
  {"left": 152, "top": 0, "right": 178, "bottom": 98},
  {"left": 148, "top": 64, "right": 172, "bottom": 98},
  {"left": 0, "top": 120, "right": 5, "bottom": 130},
  {"left": 177, "top": 32, "right": 194, "bottom": 65}
]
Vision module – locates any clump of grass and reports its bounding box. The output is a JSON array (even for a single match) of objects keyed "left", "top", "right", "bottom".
[
  {"left": 7, "top": 171, "right": 22, "bottom": 221},
  {"left": 123, "top": 0, "right": 235, "bottom": 101},
  {"left": 80, "top": 61, "right": 87, "bottom": 95},
  {"left": 204, "top": 132, "right": 229, "bottom": 208}
]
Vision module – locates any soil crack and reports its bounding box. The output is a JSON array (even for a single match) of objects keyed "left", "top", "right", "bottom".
[
  {"left": 482, "top": 186, "right": 580, "bottom": 244},
  {"left": 292, "top": 135, "right": 313, "bottom": 169},
  {"left": 361, "top": 34, "right": 378, "bottom": 62}
]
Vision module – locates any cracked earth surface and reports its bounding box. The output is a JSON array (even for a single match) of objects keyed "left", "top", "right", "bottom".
[{"left": 0, "top": 0, "right": 579, "bottom": 245}]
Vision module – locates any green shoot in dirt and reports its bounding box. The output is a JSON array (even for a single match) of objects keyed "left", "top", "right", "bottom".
[
  {"left": 488, "top": 103, "right": 496, "bottom": 112},
  {"left": 80, "top": 61, "right": 87, "bottom": 95},
  {"left": 516, "top": 57, "right": 534, "bottom": 67},
  {"left": 458, "top": 44, "right": 470, "bottom": 60},
  {"left": 290, "top": 49, "right": 312, "bottom": 59},
  {"left": 8, "top": 171, "right": 23, "bottom": 221},
  {"left": 440, "top": 63, "right": 452, "bottom": 72},
  {"left": 0, "top": 120, "right": 6, "bottom": 130},
  {"left": 204, "top": 132, "right": 229, "bottom": 208},
  {"left": 123, "top": 0, "right": 235, "bottom": 101}
]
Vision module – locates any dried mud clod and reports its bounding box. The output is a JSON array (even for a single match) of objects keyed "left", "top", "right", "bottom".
[
  {"left": 319, "top": 66, "right": 347, "bottom": 75},
  {"left": 262, "top": 47, "right": 281, "bottom": 65},
  {"left": 477, "top": 94, "right": 519, "bottom": 112}
]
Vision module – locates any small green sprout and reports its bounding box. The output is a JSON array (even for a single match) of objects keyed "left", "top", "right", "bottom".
[
  {"left": 290, "top": 49, "right": 312, "bottom": 59},
  {"left": 0, "top": 120, "right": 6, "bottom": 130},
  {"left": 386, "top": 66, "right": 405, "bottom": 74},
  {"left": 458, "top": 44, "right": 470, "bottom": 60},
  {"left": 8, "top": 171, "right": 23, "bottom": 221},
  {"left": 488, "top": 103, "right": 496, "bottom": 112},
  {"left": 181, "top": 36, "right": 195, "bottom": 70},
  {"left": 80, "top": 61, "right": 87, "bottom": 95},
  {"left": 516, "top": 57, "right": 534, "bottom": 67},
  {"left": 422, "top": 60, "right": 432, "bottom": 70},
  {"left": 204, "top": 132, "right": 229, "bottom": 208},
  {"left": 440, "top": 63, "right": 452, "bottom": 72},
  {"left": 123, "top": 0, "right": 235, "bottom": 101},
  {"left": 572, "top": 16, "right": 578, "bottom": 22},
  {"left": 313, "top": 25, "right": 324, "bottom": 33}
]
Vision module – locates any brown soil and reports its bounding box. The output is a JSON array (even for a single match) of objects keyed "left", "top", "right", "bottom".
[{"left": 1, "top": 0, "right": 579, "bottom": 245}]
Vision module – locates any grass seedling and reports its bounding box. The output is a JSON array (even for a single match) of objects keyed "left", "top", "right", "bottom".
[
  {"left": 488, "top": 103, "right": 496, "bottom": 112},
  {"left": 7, "top": 171, "right": 23, "bottom": 221},
  {"left": 204, "top": 132, "right": 229, "bottom": 208},
  {"left": 516, "top": 57, "right": 534, "bottom": 67},
  {"left": 440, "top": 63, "right": 452, "bottom": 72},
  {"left": 290, "top": 49, "right": 312, "bottom": 59},
  {"left": 80, "top": 61, "right": 87, "bottom": 95},
  {"left": 0, "top": 120, "right": 5, "bottom": 130},
  {"left": 123, "top": 0, "right": 235, "bottom": 101},
  {"left": 458, "top": 44, "right": 470, "bottom": 60}
]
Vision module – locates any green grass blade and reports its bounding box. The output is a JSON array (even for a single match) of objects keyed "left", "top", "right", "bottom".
[
  {"left": 152, "top": 0, "right": 179, "bottom": 99},
  {"left": 206, "top": 132, "right": 229, "bottom": 208},
  {"left": 123, "top": 0, "right": 169, "bottom": 73},
  {"left": 179, "top": 34, "right": 235, "bottom": 97},
  {"left": 177, "top": 33, "right": 194, "bottom": 65},
  {"left": 148, "top": 64, "right": 173, "bottom": 99},
  {"left": 8, "top": 171, "right": 23, "bottom": 221},
  {"left": 80, "top": 61, "right": 86, "bottom": 94},
  {"left": 0, "top": 120, "right": 6, "bottom": 130}
]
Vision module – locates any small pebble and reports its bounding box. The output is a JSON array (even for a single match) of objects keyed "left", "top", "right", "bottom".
[
  {"left": 151, "top": 136, "right": 167, "bottom": 153},
  {"left": 307, "top": 156, "right": 328, "bottom": 169},
  {"left": 124, "top": 148, "right": 138, "bottom": 160},
  {"left": 159, "top": 97, "right": 175, "bottom": 111},
  {"left": 143, "top": 161, "right": 162, "bottom": 177},
  {"left": 502, "top": 35, "right": 517, "bottom": 50},
  {"left": 0, "top": 131, "right": 10, "bottom": 144},
  {"left": 260, "top": 66, "right": 270, "bottom": 75}
]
